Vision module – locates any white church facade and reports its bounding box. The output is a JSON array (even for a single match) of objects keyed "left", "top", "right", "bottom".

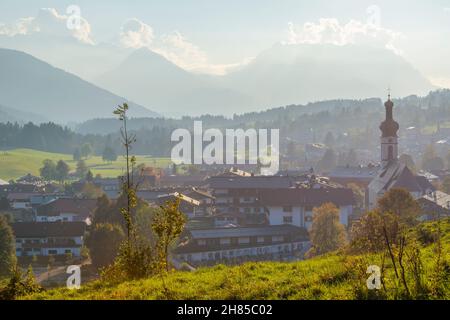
[{"left": 366, "top": 95, "right": 434, "bottom": 209}]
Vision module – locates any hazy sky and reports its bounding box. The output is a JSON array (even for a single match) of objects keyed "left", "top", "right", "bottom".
[{"left": 1, "top": 0, "right": 450, "bottom": 86}]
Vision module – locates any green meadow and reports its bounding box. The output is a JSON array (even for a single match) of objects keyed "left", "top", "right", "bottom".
[{"left": 0, "top": 149, "right": 172, "bottom": 181}]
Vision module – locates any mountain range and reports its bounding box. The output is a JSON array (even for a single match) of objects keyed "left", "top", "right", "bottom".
[
  {"left": 0, "top": 48, "right": 158, "bottom": 123},
  {"left": 96, "top": 44, "right": 435, "bottom": 116},
  {"left": 0, "top": 42, "right": 437, "bottom": 122}
]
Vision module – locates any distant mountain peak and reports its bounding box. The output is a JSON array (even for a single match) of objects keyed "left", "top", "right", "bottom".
[{"left": 0, "top": 48, "right": 158, "bottom": 123}]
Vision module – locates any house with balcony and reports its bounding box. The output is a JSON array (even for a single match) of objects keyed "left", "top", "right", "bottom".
[
  {"left": 174, "top": 225, "right": 309, "bottom": 266},
  {"left": 12, "top": 221, "right": 86, "bottom": 257}
]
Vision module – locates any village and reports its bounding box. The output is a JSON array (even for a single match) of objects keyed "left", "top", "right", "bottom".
[{"left": 1, "top": 96, "right": 450, "bottom": 287}]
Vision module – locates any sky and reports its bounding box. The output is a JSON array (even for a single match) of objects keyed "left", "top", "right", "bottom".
[{"left": 1, "top": 0, "right": 450, "bottom": 85}]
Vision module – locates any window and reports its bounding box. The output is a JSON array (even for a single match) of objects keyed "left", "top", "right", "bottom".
[
  {"left": 220, "top": 238, "right": 231, "bottom": 245},
  {"left": 282, "top": 206, "right": 292, "bottom": 212},
  {"left": 272, "top": 236, "right": 284, "bottom": 243},
  {"left": 238, "top": 237, "right": 250, "bottom": 244},
  {"left": 64, "top": 249, "right": 72, "bottom": 254},
  {"left": 48, "top": 250, "right": 57, "bottom": 255},
  {"left": 244, "top": 207, "right": 251, "bottom": 213},
  {"left": 305, "top": 215, "right": 312, "bottom": 222},
  {"left": 283, "top": 216, "right": 293, "bottom": 223}
]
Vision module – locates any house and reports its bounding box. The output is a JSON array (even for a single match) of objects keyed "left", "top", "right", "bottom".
[
  {"left": 92, "top": 177, "right": 121, "bottom": 199},
  {"left": 417, "top": 191, "right": 450, "bottom": 221},
  {"left": 157, "top": 192, "right": 201, "bottom": 218},
  {"left": 173, "top": 225, "right": 309, "bottom": 266},
  {"left": 259, "top": 188, "right": 355, "bottom": 228},
  {"left": 12, "top": 221, "right": 86, "bottom": 257},
  {"left": 16, "top": 173, "right": 44, "bottom": 185},
  {"left": 367, "top": 96, "right": 435, "bottom": 209},
  {"left": 35, "top": 198, "right": 97, "bottom": 223},
  {"left": 208, "top": 173, "right": 347, "bottom": 226},
  {"left": 208, "top": 174, "right": 294, "bottom": 219},
  {"left": 184, "top": 188, "right": 215, "bottom": 216},
  {"left": 7, "top": 192, "right": 40, "bottom": 210}
]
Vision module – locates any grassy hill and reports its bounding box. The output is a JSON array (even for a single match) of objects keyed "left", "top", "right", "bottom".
[
  {"left": 0, "top": 149, "right": 171, "bottom": 181},
  {"left": 21, "top": 219, "right": 450, "bottom": 300}
]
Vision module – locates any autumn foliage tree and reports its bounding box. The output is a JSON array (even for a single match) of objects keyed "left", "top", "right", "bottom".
[{"left": 306, "top": 203, "right": 347, "bottom": 257}]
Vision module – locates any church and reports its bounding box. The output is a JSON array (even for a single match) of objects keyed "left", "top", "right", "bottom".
[{"left": 366, "top": 95, "right": 434, "bottom": 209}]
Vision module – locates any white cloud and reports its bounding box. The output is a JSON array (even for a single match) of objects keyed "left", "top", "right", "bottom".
[
  {"left": 0, "top": 8, "right": 94, "bottom": 45},
  {"left": 155, "top": 31, "right": 252, "bottom": 75},
  {"left": 284, "top": 18, "right": 403, "bottom": 55},
  {"left": 117, "top": 20, "right": 251, "bottom": 75},
  {"left": 119, "top": 18, "right": 154, "bottom": 49}
]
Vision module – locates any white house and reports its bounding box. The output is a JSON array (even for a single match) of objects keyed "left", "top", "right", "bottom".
[
  {"left": 259, "top": 188, "right": 355, "bottom": 229},
  {"left": 12, "top": 221, "right": 86, "bottom": 257}
]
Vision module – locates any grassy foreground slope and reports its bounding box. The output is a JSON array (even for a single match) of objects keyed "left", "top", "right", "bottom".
[
  {"left": 24, "top": 219, "right": 450, "bottom": 300},
  {"left": 27, "top": 256, "right": 354, "bottom": 300},
  {"left": 0, "top": 149, "right": 171, "bottom": 181}
]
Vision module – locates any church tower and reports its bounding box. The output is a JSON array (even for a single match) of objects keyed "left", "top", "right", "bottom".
[{"left": 379, "top": 94, "right": 399, "bottom": 166}]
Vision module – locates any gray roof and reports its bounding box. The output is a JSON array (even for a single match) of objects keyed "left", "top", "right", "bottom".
[
  {"left": 368, "top": 161, "right": 434, "bottom": 194},
  {"left": 208, "top": 175, "right": 294, "bottom": 189},
  {"left": 12, "top": 222, "right": 86, "bottom": 238},
  {"left": 329, "top": 166, "right": 380, "bottom": 179},
  {"left": 190, "top": 225, "right": 307, "bottom": 239}
]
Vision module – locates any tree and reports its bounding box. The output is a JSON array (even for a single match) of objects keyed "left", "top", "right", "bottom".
[
  {"left": 86, "top": 170, "right": 94, "bottom": 182},
  {"left": 80, "top": 182, "right": 104, "bottom": 199},
  {"left": 55, "top": 160, "right": 69, "bottom": 183},
  {"left": 306, "top": 203, "right": 347, "bottom": 257},
  {"left": 323, "top": 131, "right": 335, "bottom": 147},
  {"left": 377, "top": 188, "right": 421, "bottom": 225},
  {"left": 0, "top": 264, "right": 41, "bottom": 300},
  {"left": 39, "top": 159, "right": 56, "bottom": 181},
  {"left": 350, "top": 209, "right": 385, "bottom": 253},
  {"left": 102, "top": 146, "right": 117, "bottom": 163},
  {"left": 75, "top": 160, "right": 88, "bottom": 179},
  {"left": 0, "top": 197, "right": 10, "bottom": 211},
  {"left": 152, "top": 198, "right": 186, "bottom": 271},
  {"left": 345, "top": 149, "right": 358, "bottom": 167},
  {"left": 317, "top": 148, "right": 337, "bottom": 173},
  {"left": 421, "top": 144, "right": 444, "bottom": 171},
  {"left": 446, "top": 151, "right": 450, "bottom": 170},
  {"left": 73, "top": 148, "right": 81, "bottom": 161},
  {"left": 441, "top": 176, "right": 450, "bottom": 194},
  {"left": 0, "top": 216, "right": 16, "bottom": 278},
  {"left": 423, "top": 157, "right": 445, "bottom": 172},
  {"left": 374, "top": 188, "right": 422, "bottom": 298},
  {"left": 86, "top": 223, "right": 125, "bottom": 270},
  {"left": 80, "top": 143, "right": 93, "bottom": 159}
]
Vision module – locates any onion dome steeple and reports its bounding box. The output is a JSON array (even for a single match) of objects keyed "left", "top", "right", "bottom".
[{"left": 379, "top": 94, "right": 399, "bottom": 138}]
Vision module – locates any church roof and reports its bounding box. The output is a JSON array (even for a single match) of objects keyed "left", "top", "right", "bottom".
[{"left": 368, "top": 161, "right": 434, "bottom": 194}]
